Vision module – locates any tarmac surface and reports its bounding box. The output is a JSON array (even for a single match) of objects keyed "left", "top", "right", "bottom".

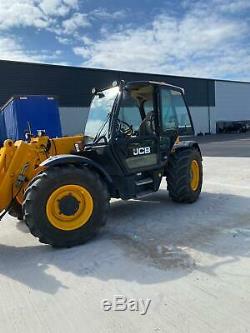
[
  {"left": 194, "top": 132, "right": 250, "bottom": 157},
  {"left": 0, "top": 133, "right": 250, "bottom": 332}
]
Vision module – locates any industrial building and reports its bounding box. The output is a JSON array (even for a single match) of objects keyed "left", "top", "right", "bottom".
[{"left": 0, "top": 59, "right": 250, "bottom": 135}]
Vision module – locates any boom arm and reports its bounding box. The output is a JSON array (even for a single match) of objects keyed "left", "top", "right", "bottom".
[{"left": 0, "top": 135, "right": 83, "bottom": 213}]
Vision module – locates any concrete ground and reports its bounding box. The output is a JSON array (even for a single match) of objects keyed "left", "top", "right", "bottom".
[{"left": 0, "top": 134, "right": 250, "bottom": 332}]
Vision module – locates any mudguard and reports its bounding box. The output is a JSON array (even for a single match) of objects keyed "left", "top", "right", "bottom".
[
  {"left": 172, "top": 141, "right": 202, "bottom": 159},
  {"left": 40, "top": 154, "right": 113, "bottom": 184}
]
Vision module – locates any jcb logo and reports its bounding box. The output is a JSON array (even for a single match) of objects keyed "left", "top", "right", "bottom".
[{"left": 133, "top": 147, "right": 151, "bottom": 156}]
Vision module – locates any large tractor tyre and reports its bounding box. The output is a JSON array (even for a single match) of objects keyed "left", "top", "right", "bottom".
[
  {"left": 9, "top": 176, "right": 44, "bottom": 221},
  {"left": 166, "top": 148, "right": 203, "bottom": 203},
  {"left": 23, "top": 165, "right": 110, "bottom": 248},
  {"left": 9, "top": 199, "right": 23, "bottom": 220}
]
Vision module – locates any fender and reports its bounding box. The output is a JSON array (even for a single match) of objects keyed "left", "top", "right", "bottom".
[
  {"left": 40, "top": 154, "right": 113, "bottom": 184},
  {"left": 172, "top": 141, "right": 202, "bottom": 159}
]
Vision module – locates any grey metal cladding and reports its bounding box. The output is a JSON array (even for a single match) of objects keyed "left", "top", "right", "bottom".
[{"left": 0, "top": 60, "right": 215, "bottom": 108}]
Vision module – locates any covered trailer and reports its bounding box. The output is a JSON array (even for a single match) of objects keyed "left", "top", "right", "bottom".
[{"left": 0, "top": 95, "right": 62, "bottom": 142}]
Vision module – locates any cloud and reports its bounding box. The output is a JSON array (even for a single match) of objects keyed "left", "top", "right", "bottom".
[
  {"left": 182, "top": 0, "right": 250, "bottom": 13},
  {"left": 62, "top": 13, "right": 91, "bottom": 34},
  {"left": 56, "top": 36, "right": 72, "bottom": 45},
  {"left": 0, "top": 1, "right": 48, "bottom": 30},
  {"left": 0, "top": 34, "right": 64, "bottom": 63},
  {"left": 73, "top": 1, "right": 250, "bottom": 81},
  {"left": 39, "top": 0, "right": 78, "bottom": 17},
  {"left": 0, "top": 0, "right": 79, "bottom": 31},
  {"left": 0, "top": 1, "right": 125, "bottom": 36},
  {"left": 58, "top": 8, "right": 127, "bottom": 36},
  {"left": 90, "top": 8, "right": 127, "bottom": 20},
  {"left": 212, "top": 0, "right": 250, "bottom": 12},
  {"left": 0, "top": 36, "right": 39, "bottom": 62}
]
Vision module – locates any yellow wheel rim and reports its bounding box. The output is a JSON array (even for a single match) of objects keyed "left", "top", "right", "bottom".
[
  {"left": 46, "top": 185, "right": 93, "bottom": 231},
  {"left": 190, "top": 160, "right": 200, "bottom": 191}
]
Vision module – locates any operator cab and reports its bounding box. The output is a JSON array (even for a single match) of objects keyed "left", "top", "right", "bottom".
[{"left": 82, "top": 81, "right": 194, "bottom": 199}]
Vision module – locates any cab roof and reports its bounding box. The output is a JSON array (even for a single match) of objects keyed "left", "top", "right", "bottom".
[
  {"left": 125, "top": 80, "right": 184, "bottom": 93},
  {"left": 95, "top": 80, "right": 184, "bottom": 94}
]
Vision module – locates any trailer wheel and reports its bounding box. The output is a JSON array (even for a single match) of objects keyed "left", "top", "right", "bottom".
[
  {"left": 23, "top": 165, "right": 110, "bottom": 247},
  {"left": 166, "top": 148, "right": 203, "bottom": 203}
]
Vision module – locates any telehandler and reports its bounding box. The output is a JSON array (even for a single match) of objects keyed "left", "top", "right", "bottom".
[{"left": 0, "top": 81, "right": 203, "bottom": 247}]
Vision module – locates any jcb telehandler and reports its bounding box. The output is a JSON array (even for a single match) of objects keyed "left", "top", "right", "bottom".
[{"left": 0, "top": 81, "right": 202, "bottom": 247}]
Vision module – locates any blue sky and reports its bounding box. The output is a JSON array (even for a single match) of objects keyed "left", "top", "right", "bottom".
[{"left": 0, "top": 0, "right": 250, "bottom": 81}]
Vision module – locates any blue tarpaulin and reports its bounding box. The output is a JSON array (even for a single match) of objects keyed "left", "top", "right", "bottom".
[
  {"left": 0, "top": 95, "right": 62, "bottom": 142},
  {"left": 0, "top": 111, "right": 6, "bottom": 145}
]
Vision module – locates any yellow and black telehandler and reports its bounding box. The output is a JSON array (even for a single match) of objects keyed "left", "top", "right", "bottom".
[{"left": 0, "top": 81, "right": 203, "bottom": 247}]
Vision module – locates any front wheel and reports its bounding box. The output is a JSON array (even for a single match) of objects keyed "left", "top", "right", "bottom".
[
  {"left": 23, "top": 165, "right": 110, "bottom": 247},
  {"left": 166, "top": 148, "right": 203, "bottom": 203},
  {"left": 9, "top": 199, "right": 23, "bottom": 220}
]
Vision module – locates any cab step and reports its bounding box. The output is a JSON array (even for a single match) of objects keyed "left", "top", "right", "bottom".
[
  {"left": 135, "top": 178, "right": 153, "bottom": 186},
  {"left": 135, "top": 190, "right": 154, "bottom": 199}
]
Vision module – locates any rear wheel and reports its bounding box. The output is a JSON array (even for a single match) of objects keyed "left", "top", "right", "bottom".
[
  {"left": 166, "top": 148, "right": 203, "bottom": 203},
  {"left": 23, "top": 165, "right": 110, "bottom": 247}
]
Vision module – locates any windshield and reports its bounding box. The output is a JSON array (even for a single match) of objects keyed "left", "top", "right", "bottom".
[{"left": 84, "top": 87, "right": 119, "bottom": 142}]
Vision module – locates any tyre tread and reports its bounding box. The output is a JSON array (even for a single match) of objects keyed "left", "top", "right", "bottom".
[{"left": 24, "top": 164, "right": 110, "bottom": 247}]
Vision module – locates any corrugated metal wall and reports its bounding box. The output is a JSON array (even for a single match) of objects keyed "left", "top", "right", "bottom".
[
  {"left": 189, "top": 107, "right": 210, "bottom": 134},
  {"left": 214, "top": 81, "right": 250, "bottom": 122},
  {"left": 0, "top": 60, "right": 215, "bottom": 108}
]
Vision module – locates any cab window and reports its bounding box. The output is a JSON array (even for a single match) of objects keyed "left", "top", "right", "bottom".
[
  {"left": 160, "top": 89, "right": 178, "bottom": 131},
  {"left": 118, "top": 90, "right": 142, "bottom": 131},
  {"left": 171, "top": 90, "right": 193, "bottom": 135},
  {"left": 118, "top": 86, "right": 155, "bottom": 136},
  {"left": 160, "top": 88, "right": 193, "bottom": 135}
]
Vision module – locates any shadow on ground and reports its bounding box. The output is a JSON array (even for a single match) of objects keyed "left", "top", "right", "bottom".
[{"left": 0, "top": 189, "right": 249, "bottom": 293}]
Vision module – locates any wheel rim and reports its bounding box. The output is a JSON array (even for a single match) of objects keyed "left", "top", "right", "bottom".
[
  {"left": 46, "top": 185, "right": 93, "bottom": 231},
  {"left": 190, "top": 160, "right": 200, "bottom": 191}
]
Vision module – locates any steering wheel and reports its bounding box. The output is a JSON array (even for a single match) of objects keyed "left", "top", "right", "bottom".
[{"left": 117, "top": 119, "right": 133, "bottom": 136}]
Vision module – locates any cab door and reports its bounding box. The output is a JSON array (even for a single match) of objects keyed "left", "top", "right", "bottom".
[
  {"left": 112, "top": 86, "right": 160, "bottom": 175},
  {"left": 158, "top": 87, "right": 194, "bottom": 162},
  {"left": 158, "top": 88, "right": 179, "bottom": 163}
]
